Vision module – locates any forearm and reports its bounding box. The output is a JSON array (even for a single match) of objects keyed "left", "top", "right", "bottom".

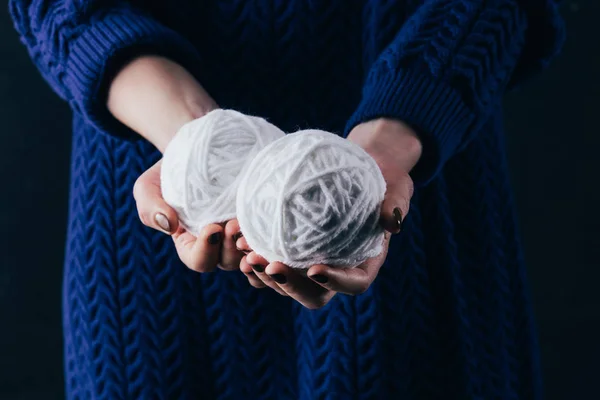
[
  {"left": 10, "top": 1, "right": 209, "bottom": 141},
  {"left": 345, "top": 0, "right": 530, "bottom": 185},
  {"left": 108, "top": 56, "right": 217, "bottom": 153},
  {"left": 347, "top": 119, "right": 422, "bottom": 174}
]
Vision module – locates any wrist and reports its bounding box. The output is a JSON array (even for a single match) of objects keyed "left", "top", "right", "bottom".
[
  {"left": 347, "top": 118, "right": 422, "bottom": 172},
  {"left": 153, "top": 96, "right": 216, "bottom": 153},
  {"left": 107, "top": 55, "right": 217, "bottom": 153}
]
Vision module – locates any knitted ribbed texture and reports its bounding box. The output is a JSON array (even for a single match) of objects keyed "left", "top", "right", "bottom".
[{"left": 10, "top": 0, "right": 563, "bottom": 398}]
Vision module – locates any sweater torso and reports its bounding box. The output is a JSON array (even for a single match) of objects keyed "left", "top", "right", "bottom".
[{"left": 9, "top": 0, "right": 565, "bottom": 398}]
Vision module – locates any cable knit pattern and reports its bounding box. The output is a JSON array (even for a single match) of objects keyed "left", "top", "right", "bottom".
[{"left": 10, "top": 0, "right": 564, "bottom": 398}]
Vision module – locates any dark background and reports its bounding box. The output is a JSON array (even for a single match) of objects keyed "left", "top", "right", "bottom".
[{"left": 0, "top": 2, "right": 597, "bottom": 399}]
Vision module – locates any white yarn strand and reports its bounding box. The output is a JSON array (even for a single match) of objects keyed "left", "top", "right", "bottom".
[
  {"left": 161, "top": 109, "right": 285, "bottom": 236},
  {"left": 237, "top": 129, "right": 387, "bottom": 269}
]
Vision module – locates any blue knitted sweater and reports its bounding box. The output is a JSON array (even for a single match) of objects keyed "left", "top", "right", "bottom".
[{"left": 10, "top": 1, "right": 564, "bottom": 399}]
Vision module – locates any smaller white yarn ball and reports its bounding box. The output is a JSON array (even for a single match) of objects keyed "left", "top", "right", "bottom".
[
  {"left": 161, "top": 109, "right": 285, "bottom": 236},
  {"left": 236, "top": 129, "right": 387, "bottom": 269}
]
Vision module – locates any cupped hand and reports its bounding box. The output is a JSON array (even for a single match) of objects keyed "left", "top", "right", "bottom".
[
  {"left": 133, "top": 159, "right": 244, "bottom": 272},
  {"left": 237, "top": 233, "right": 392, "bottom": 309},
  {"left": 236, "top": 118, "right": 422, "bottom": 309}
]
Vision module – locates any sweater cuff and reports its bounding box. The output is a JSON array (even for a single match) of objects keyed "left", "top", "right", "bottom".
[
  {"left": 63, "top": 7, "right": 204, "bottom": 140},
  {"left": 345, "top": 70, "right": 476, "bottom": 186}
]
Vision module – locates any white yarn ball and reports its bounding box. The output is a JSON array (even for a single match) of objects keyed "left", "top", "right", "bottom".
[
  {"left": 236, "top": 129, "right": 387, "bottom": 269},
  {"left": 161, "top": 109, "right": 285, "bottom": 236}
]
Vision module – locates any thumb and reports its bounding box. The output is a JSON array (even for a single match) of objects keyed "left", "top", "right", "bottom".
[
  {"left": 133, "top": 160, "right": 179, "bottom": 234},
  {"left": 379, "top": 173, "right": 414, "bottom": 234}
]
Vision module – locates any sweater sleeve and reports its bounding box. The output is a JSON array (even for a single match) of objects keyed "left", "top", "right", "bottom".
[
  {"left": 9, "top": 0, "right": 205, "bottom": 139},
  {"left": 344, "top": 0, "right": 565, "bottom": 185}
]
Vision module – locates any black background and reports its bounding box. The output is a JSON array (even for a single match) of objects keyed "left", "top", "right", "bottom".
[{"left": 1, "top": 2, "right": 598, "bottom": 399}]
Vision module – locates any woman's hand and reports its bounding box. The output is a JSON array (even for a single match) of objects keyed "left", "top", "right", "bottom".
[
  {"left": 133, "top": 160, "right": 244, "bottom": 272},
  {"left": 237, "top": 233, "right": 392, "bottom": 308},
  {"left": 108, "top": 55, "right": 244, "bottom": 272},
  {"left": 237, "top": 118, "right": 422, "bottom": 308}
]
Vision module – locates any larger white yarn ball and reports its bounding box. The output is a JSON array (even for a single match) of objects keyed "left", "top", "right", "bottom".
[
  {"left": 161, "top": 109, "right": 285, "bottom": 236},
  {"left": 236, "top": 129, "right": 387, "bottom": 269}
]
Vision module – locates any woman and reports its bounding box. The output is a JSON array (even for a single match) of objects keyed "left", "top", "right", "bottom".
[{"left": 10, "top": 0, "right": 564, "bottom": 398}]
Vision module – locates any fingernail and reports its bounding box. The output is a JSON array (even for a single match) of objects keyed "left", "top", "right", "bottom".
[
  {"left": 208, "top": 232, "right": 222, "bottom": 245},
  {"left": 309, "top": 274, "right": 328, "bottom": 284},
  {"left": 393, "top": 207, "right": 403, "bottom": 232},
  {"left": 252, "top": 264, "right": 264, "bottom": 273},
  {"left": 269, "top": 274, "right": 287, "bottom": 284},
  {"left": 233, "top": 231, "right": 243, "bottom": 242},
  {"left": 155, "top": 213, "right": 170, "bottom": 233}
]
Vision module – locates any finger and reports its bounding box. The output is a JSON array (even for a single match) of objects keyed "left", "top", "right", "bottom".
[
  {"left": 235, "top": 235, "right": 252, "bottom": 254},
  {"left": 219, "top": 219, "right": 243, "bottom": 271},
  {"left": 133, "top": 160, "right": 179, "bottom": 234},
  {"left": 245, "top": 251, "right": 269, "bottom": 268},
  {"left": 306, "top": 264, "right": 372, "bottom": 295},
  {"left": 306, "top": 233, "right": 391, "bottom": 295},
  {"left": 265, "top": 262, "right": 333, "bottom": 309},
  {"left": 240, "top": 255, "right": 267, "bottom": 289},
  {"left": 245, "top": 252, "right": 288, "bottom": 296},
  {"left": 173, "top": 223, "right": 223, "bottom": 273},
  {"left": 379, "top": 174, "right": 413, "bottom": 234}
]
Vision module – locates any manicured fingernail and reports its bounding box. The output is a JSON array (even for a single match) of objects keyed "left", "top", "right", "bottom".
[
  {"left": 208, "top": 232, "right": 222, "bottom": 245},
  {"left": 393, "top": 207, "right": 403, "bottom": 232},
  {"left": 233, "top": 231, "right": 243, "bottom": 242},
  {"left": 155, "top": 213, "right": 170, "bottom": 233},
  {"left": 269, "top": 274, "right": 287, "bottom": 284},
  {"left": 310, "top": 274, "right": 328, "bottom": 284},
  {"left": 252, "top": 264, "right": 264, "bottom": 273}
]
